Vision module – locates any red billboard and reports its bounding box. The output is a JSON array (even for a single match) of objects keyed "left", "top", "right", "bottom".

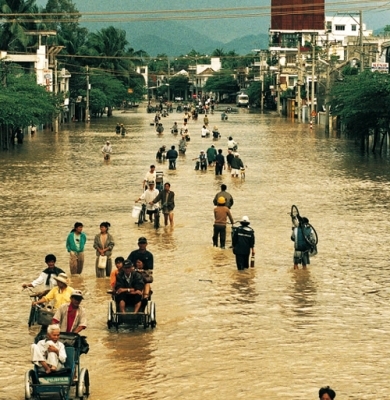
[{"left": 271, "top": 0, "right": 324, "bottom": 30}]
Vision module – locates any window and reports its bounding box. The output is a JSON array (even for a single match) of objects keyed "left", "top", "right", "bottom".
[
  {"left": 326, "top": 22, "right": 332, "bottom": 32},
  {"left": 335, "top": 25, "right": 345, "bottom": 31},
  {"left": 351, "top": 24, "right": 357, "bottom": 32}
]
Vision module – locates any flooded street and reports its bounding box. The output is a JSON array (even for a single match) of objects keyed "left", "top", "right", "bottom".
[{"left": 2, "top": 106, "right": 390, "bottom": 399}]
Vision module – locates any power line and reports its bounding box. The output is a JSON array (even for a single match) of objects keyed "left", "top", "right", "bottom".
[{"left": 0, "top": 2, "right": 389, "bottom": 23}]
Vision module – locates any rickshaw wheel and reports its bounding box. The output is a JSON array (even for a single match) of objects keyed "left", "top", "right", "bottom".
[
  {"left": 150, "top": 303, "right": 157, "bottom": 329},
  {"left": 25, "top": 370, "right": 36, "bottom": 399},
  {"left": 77, "top": 368, "right": 90, "bottom": 399}
]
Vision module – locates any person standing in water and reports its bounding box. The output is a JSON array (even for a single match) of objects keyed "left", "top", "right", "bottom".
[
  {"left": 101, "top": 141, "right": 112, "bottom": 160},
  {"left": 66, "top": 222, "right": 87, "bottom": 275}
]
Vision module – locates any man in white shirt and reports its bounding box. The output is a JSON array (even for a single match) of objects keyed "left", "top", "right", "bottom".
[
  {"left": 143, "top": 165, "right": 156, "bottom": 190},
  {"left": 201, "top": 125, "right": 210, "bottom": 138},
  {"left": 101, "top": 141, "right": 112, "bottom": 160},
  {"left": 136, "top": 181, "right": 160, "bottom": 222}
]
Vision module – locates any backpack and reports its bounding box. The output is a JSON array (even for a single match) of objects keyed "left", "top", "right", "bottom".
[{"left": 296, "top": 224, "right": 313, "bottom": 252}]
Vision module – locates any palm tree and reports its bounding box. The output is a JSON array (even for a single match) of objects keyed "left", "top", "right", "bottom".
[
  {"left": 81, "top": 26, "right": 131, "bottom": 75},
  {"left": 42, "top": 0, "right": 87, "bottom": 58},
  {"left": 0, "top": 0, "right": 38, "bottom": 51}
]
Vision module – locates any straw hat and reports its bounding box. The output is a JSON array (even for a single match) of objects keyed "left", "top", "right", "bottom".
[{"left": 53, "top": 273, "right": 68, "bottom": 285}]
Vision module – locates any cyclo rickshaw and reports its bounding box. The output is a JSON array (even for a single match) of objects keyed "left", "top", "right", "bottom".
[
  {"left": 25, "top": 290, "right": 90, "bottom": 399},
  {"left": 25, "top": 332, "right": 90, "bottom": 400},
  {"left": 107, "top": 289, "right": 156, "bottom": 331}
]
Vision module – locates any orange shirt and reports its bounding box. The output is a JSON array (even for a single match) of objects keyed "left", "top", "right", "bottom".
[{"left": 110, "top": 269, "right": 120, "bottom": 288}]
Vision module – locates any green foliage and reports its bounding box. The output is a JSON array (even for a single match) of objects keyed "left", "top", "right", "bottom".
[
  {"left": 0, "top": 65, "right": 59, "bottom": 127},
  {"left": 203, "top": 71, "right": 239, "bottom": 94},
  {"left": 88, "top": 88, "right": 107, "bottom": 115},
  {"left": 330, "top": 71, "right": 390, "bottom": 138},
  {"left": 342, "top": 65, "right": 359, "bottom": 76},
  {"left": 168, "top": 75, "right": 189, "bottom": 97},
  {"left": 80, "top": 26, "right": 131, "bottom": 74},
  {"left": 247, "top": 81, "right": 261, "bottom": 106},
  {"left": 0, "top": 0, "right": 38, "bottom": 51},
  {"left": 89, "top": 71, "right": 127, "bottom": 107}
]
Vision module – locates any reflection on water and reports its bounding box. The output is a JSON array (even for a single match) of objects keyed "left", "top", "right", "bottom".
[
  {"left": 3, "top": 108, "right": 390, "bottom": 398},
  {"left": 287, "top": 269, "right": 317, "bottom": 326}
]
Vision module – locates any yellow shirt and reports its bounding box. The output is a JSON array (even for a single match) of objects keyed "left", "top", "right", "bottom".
[{"left": 43, "top": 286, "right": 74, "bottom": 309}]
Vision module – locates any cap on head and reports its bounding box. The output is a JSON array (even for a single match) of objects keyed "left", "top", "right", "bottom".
[
  {"left": 106, "top": 140, "right": 110, "bottom": 144},
  {"left": 148, "top": 180, "right": 155, "bottom": 185},
  {"left": 138, "top": 237, "right": 147, "bottom": 244},
  {"left": 200, "top": 150, "right": 204, "bottom": 153},
  {"left": 217, "top": 196, "right": 226, "bottom": 205},
  {"left": 123, "top": 259, "right": 133, "bottom": 268},
  {"left": 53, "top": 273, "right": 68, "bottom": 285},
  {"left": 235, "top": 153, "right": 239, "bottom": 157},
  {"left": 71, "top": 289, "right": 83, "bottom": 299},
  {"left": 241, "top": 216, "right": 250, "bottom": 224}
]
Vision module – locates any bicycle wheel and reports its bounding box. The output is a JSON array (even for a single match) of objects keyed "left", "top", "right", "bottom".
[
  {"left": 291, "top": 204, "right": 300, "bottom": 218},
  {"left": 308, "top": 223, "right": 318, "bottom": 245}
]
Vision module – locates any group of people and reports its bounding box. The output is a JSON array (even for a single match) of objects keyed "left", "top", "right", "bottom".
[
  {"left": 115, "top": 123, "right": 126, "bottom": 135},
  {"left": 25, "top": 233, "right": 158, "bottom": 373},
  {"left": 64, "top": 221, "right": 115, "bottom": 278},
  {"left": 211, "top": 184, "right": 255, "bottom": 270},
  {"left": 137, "top": 164, "right": 175, "bottom": 226},
  {"left": 23, "top": 255, "right": 87, "bottom": 374}
]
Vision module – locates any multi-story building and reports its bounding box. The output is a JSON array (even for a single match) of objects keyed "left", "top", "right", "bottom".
[{"left": 268, "top": 2, "right": 381, "bottom": 120}]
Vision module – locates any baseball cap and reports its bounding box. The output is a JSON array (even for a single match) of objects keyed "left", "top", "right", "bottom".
[{"left": 71, "top": 290, "right": 84, "bottom": 299}]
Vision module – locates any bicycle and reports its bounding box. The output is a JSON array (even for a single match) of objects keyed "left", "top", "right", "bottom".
[
  {"left": 136, "top": 203, "right": 147, "bottom": 225},
  {"left": 290, "top": 204, "right": 318, "bottom": 253},
  {"left": 153, "top": 208, "right": 161, "bottom": 230}
]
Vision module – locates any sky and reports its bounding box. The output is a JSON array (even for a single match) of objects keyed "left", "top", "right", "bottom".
[{"left": 35, "top": 0, "right": 390, "bottom": 41}]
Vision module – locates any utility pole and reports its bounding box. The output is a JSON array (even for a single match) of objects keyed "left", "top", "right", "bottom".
[
  {"left": 311, "top": 33, "right": 316, "bottom": 118},
  {"left": 325, "top": 36, "right": 331, "bottom": 135},
  {"left": 260, "top": 51, "right": 264, "bottom": 112},
  {"left": 297, "top": 42, "right": 302, "bottom": 122},
  {"left": 54, "top": 60, "right": 58, "bottom": 133},
  {"left": 85, "top": 65, "right": 90, "bottom": 123},
  {"left": 167, "top": 57, "right": 170, "bottom": 102},
  {"left": 359, "top": 10, "right": 364, "bottom": 72}
]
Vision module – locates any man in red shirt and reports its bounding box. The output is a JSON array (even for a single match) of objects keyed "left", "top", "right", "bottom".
[{"left": 52, "top": 290, "right": 87, "bottom": 334}]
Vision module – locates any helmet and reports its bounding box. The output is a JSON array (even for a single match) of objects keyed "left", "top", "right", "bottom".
[{"left": 217, "top": 196, "right": 226, "bottom": 205}]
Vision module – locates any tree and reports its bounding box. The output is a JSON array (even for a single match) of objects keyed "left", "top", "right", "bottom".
[
  {"left": 88, "top": 88, "right": 107, "bottom": 117},
  {"left": 0, "top": 0, "right": 38, "bottom": 51},
  {"left": 330, "top": 71, "right": 390, "bottom": 152},
  {"left": 0, "top": 64, "right": 59, "bottom": 148},
  {"left": 247, "top": 81, "right": 261, "bottom": 107},
  {"left": 81, "top": 26, "right": 131, "bottom": 74},
  {"left": 42, "top": 0, "right": 88, "bottom": 59},
  {"left": 203, "top": 71, "right": 239, "bottom": 100},
  {"left": 168, "top": 75, "right": 189, "bottom": 99}
]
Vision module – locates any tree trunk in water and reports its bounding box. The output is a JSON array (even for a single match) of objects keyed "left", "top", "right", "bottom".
[
  {"left": 372, "top": 127, "right": 379, "bottom": 153},
  {"left": 379, "top": 131, "right": 386, "bottom": 155}
]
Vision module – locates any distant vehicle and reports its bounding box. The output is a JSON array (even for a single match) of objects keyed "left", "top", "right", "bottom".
[
  {"left": 175, "top": 96, "right": 183, "bottom": 101},
  {"left": 236, "top": 93, "right": 249, "bottom": 107}
]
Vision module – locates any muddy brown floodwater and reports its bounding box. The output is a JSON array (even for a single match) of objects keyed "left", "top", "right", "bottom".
[{"left": 2, "top": 106, "right": 390, "bottom": 399}]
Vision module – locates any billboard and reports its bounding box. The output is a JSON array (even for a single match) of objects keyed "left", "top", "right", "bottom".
[
  {"left": 271, "top": 0, "right": 325, "bottom": 30},
  {"left": 371, "top": 63, "right": 389, "bottom": 73}
]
